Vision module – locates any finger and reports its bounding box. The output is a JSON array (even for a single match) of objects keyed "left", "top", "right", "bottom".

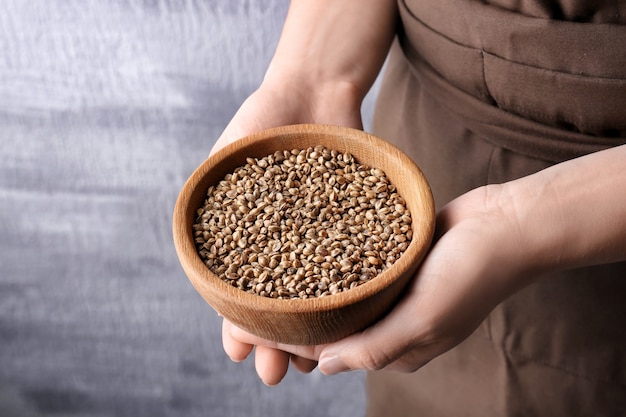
[
  {"left": 229, "top": 324, "right": 324, "bottom": 361},
  {"left": 255, "top": 345, "right": 290, "bottom": 386},
  {"left": 222, "top": 320, "right": 254, "bottom": 362},
  {"left": 228, "top": 323, "right": 278, "bottom": 346},
  {"left": 318, "top": 295, "right": 427, "bottom": 375},
  {"left": 290, "top": 355, "right": 318, "bottom": 374},
  {"left": 318, "top": 324, "right": 405, "bottom": 375}
]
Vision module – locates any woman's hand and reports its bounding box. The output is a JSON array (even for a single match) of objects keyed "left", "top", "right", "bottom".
[
  {"left": 222, "top": 144, "right": 626, "bottom": 385},
  {"left": 211, "top": 0, "right": 399, "bottom": 384},
  {"left": 209, "top": 77, "right": 364, "bottom": 157},
  {"left": 222, "top": 184, "right": 528, "bottom": 384},
  {"left": 211, "top": 74, "right": 366, "bottom": 386}
]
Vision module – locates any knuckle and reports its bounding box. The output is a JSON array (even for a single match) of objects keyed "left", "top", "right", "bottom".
[{"left": 357, "top": 348, "right": 395, "bottom": 371}]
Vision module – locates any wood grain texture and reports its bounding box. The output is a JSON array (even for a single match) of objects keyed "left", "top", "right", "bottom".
[{"left": 0, "top": 1, "right": 380, "bottom": 416}]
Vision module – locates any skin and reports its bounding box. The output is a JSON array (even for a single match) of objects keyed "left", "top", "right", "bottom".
[{"left": 211, "top": 0, "right": 626, "bottom": 387}]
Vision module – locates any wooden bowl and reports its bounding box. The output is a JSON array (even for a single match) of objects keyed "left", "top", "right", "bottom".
[{"left": 173, "top": 124, "right": 435, "bottom": 345}]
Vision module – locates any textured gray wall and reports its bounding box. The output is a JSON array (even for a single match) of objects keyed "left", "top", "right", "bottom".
[{"left": 0, "top": 1, "right": 379, "bottom": 416}]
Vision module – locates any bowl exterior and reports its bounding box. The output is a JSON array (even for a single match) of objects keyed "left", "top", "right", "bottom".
[{"left": 187, "top": 243, "right": 422, "bottom": 345}]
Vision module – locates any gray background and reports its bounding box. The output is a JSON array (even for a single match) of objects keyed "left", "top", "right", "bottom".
[{"left": 0, "top": 1, "right": 382, "bottom": 416}]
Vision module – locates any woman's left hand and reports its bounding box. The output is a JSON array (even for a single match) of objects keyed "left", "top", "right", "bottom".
[
  {"left": 222, "top": 143, "right": 626, "bottom": 385},
  {"left": 222, "top": 183, "right": 527, "bottom": 385}
]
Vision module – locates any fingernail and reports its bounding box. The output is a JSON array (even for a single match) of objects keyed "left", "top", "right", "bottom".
[{"left": 319, "top": 355, "right": 349, "bottom": 375}]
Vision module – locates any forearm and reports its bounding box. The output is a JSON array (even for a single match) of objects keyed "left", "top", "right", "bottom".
[
  {"left": 497, "top": 145, "right": 626, "bottom": 279},
  {"left": 264, "top": 0, "right": 398, "bottom": 103}
]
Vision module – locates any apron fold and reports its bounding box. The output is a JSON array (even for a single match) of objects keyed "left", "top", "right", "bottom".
[{"left": 367, "top": 1, "right": 626, "bottom": 415}]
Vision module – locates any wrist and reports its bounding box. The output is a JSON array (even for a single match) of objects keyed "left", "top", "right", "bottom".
[
  {"left": 497, "top": 147, "right": 626, "bottom": 277},
  {"left": 260, "top": 0, "right": 397, "bottom": 114},
  {"left": 484, "top": 181, "right": 557, "bottom": 282}
]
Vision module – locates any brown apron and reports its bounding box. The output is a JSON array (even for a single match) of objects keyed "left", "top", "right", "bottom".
[{"left": 367, "top": 0, "right": 626, "bottom": 416}]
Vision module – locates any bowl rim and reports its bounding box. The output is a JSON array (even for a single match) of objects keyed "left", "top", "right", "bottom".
[{"left": 173, "top": 124, "right": 435, "bottom": 314}]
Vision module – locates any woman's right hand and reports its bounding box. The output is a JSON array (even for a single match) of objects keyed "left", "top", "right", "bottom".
[
  {"left": 212, "top": 73, "right": 366, "bottom": 385},
  {"left": 210, "top": 0, "right": 399, "bottom": 385}
]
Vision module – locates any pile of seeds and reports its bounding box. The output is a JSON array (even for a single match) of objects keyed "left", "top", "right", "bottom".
[{"left": 193, "top": 145, "right": 412, "bottom": 299}]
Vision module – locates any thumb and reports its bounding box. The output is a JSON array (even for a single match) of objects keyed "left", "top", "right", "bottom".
[{"left": 317, "top": 308, "right": 418, "bottom": 375}]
